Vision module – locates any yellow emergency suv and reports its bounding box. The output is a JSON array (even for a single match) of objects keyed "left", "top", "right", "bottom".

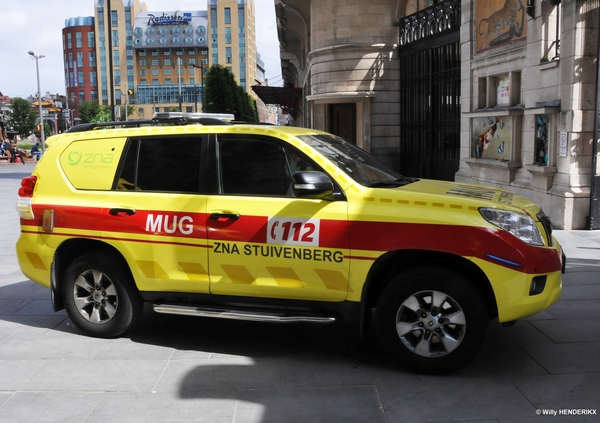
[{"left": 16, "top": 113, "right": 564, "bottom": 373}]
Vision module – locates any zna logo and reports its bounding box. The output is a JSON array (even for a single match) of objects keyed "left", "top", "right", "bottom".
[{"left": 68, "top": 150, "right": 82, "bottom": 166}]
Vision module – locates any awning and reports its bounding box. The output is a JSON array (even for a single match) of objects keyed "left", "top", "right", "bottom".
[
  {"left": 31, "top": 100, "right": 55, "bottom": 108},
  {"left": 251, "top": 86, "right": 302, "bottom": 119}
]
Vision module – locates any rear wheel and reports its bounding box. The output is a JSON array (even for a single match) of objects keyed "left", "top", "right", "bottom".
[
  {"left": 376, "top": 266, "right": 488, "bottom": 374},
  {"left": 62, "top": 252, "right": 142, "bottom": 338}
]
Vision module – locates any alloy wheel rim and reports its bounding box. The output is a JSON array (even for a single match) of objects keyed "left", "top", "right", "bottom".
[
  {"left": 72, "top": 269, "right": 118, "bottom": 324},
  {"left": 395, "top": 290, "right": 466, "bottom": 358}
]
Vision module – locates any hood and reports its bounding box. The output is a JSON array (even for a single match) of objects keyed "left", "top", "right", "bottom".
[{"left": 399, "top": 179, "right": 542, "bottom": 216}]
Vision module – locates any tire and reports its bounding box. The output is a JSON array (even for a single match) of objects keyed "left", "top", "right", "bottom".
[
  {"left": 376, "top": 266, "right": 488, "bottom": 374},
  {"left": 62, "top": 252, "right": 142, "bottom": 338}
]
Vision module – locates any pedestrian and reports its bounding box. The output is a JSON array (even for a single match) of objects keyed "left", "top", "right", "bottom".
[{"left": 31, "top": 142, "right": 41, "bottom": 161}]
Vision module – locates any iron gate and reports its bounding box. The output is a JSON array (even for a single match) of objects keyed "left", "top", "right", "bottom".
[{"left": 398, "top": 0, "right": 461, "bottom": 181}]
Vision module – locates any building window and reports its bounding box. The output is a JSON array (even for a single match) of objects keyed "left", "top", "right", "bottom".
[
  {"left": 138, "top": 50, "right": 146, "bottom": 56},
  {"left": 139, "top": 59, "right": 146, "bottom": 66},
  {"left": 224, "top": 7, "right": 231, "bottom": 24},
  {"left": 91, "top": 90, "right": 98, "bottom": 102},
  {"left": 114, "top": 69, "right": 120, "bottom": 86},
  {"left": 226, "top": 47, "right": 232, "bottom": 64},
  {"left": 152, "top": 69, "right": 159, "bottom": 76},
  {"left": 79, "top": 91, "right": 86, "bottom": 104},
  {"left": 90, "top": 71, "right": 97, "bottom": 86},
  {"left": 111, "top": 10, "right": 118, "bottom": 26},
  {"left": 534, "top": 115, "right": 550, "bottom": 165},
  {"left": 152, "top": 50, "right": 159, "bottom": 56},
  {"left": 89, "top": 51, "right": 96, "bottom": 68},
  {"left": 225, "top": 27, "right": 232, "bottom": 44},
  {"left": 76, "top": 32, "right": 82, "bottom": 48},
  {"left": 112, "top": 30, "right": 119, "bottom": 47},
  {"left": 164, "top": 59, "right": 171, "bottom": 66},
  {"left": 113, "top": 50, "right": 120, "bottom": 66},
  {"left": 88, "top": 31, "right": 95, "bottom": 48},
  {"left": 67, "top": 33, "right": 72, "bottom": 49},
  {"left": 165, "top": 69, "right": 171, "bottom": 76},
  {"left": 477, "top": 72, "right": 521, "bottom": 109},
  {"left": 140, "top": 69, "right": 147, "bottom": 76},
  {"left": 165, "top": 78, "right": 172, "bottom": 84},
  {"left": 151, "top": 59, "right": 158, "bottom": 66},
  {"left": 541, "top": 2, "right": 561, "bottom": 62}
]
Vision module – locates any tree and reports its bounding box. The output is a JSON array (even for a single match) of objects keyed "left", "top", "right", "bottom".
[
  {"left": 204, "top": 65, "right": 258, "bottom": 122},
  {"left": 7, "top": 98, "right": 37, "bottom": 138},
  {"left": 78, "top": 101, "right": 101, "bottom": 124},
  {"left": 94, "top": 105, "right": 113, "bottom": 123},
  {"left": 204, "top": 65, "right": 236, "bottom": 115}
]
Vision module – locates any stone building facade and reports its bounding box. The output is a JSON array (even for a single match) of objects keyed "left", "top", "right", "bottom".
[{"left": 274, "top": 0, "right": 600, "bottom": 230}]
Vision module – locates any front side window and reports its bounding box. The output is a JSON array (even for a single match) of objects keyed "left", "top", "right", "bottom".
[
  {"left": 298, "top": 134, "right": 413, "bottom": 187},
  {"left": 116, "top": 137, "right": 203, "bottom": 193},
  {"left": 217, "top": 137, "right": 318, "bottom": 197}
]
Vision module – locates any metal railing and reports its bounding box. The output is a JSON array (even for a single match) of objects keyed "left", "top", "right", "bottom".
[{"left": 398, "top": 0, "right": 461, "bottom": 46}]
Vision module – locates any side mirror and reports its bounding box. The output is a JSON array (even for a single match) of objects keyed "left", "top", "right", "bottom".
[{"left": 292, "top": 171, "right": 334, "bottom": 199}]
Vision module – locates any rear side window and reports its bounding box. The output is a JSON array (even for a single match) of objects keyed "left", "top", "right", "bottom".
[{"left": 115, "top": 136, "right": 203, "bottom": 193}]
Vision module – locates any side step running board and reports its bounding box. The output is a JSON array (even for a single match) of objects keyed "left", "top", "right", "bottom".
[{"left": 153, "top": 304, "right": 337, "bottom": 323}]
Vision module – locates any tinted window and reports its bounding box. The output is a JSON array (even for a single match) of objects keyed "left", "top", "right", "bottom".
[
  {"left": 217, "top": 138, "right": 316, "bottom": 197},
  {"left": 116, "top": 136, "right": 202, "bottom": 193}
]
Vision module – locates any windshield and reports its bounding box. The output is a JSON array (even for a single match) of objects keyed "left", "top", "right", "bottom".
[{"left": 298, "top": 134, "right": 417, "bottom": 187}]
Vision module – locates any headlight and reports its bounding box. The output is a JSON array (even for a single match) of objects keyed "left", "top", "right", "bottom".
[{"left": 479, "top": 208, "right": 544, "bottom": 246}]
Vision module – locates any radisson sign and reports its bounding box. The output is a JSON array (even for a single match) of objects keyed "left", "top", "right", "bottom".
[{"left": 148, "top": 12, "right": 192, "bottom": 25}]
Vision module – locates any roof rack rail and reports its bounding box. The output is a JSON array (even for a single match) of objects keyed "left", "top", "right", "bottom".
[
  {"left": 66, "top": 112, "right": 236, "bottom": 133},
  {"left": 67, "top": 120, "right": 155, "bottom": 133},
  {"left": 154, "top": 112, "right": 235, "bottom": 123}
]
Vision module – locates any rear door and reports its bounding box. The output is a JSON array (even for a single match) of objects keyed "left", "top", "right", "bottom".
[
  {"left": 100, "top": 135, "right": 210, "bottom": 294},
  {"left": 206, "top": 134, "right": 351, "bottom": 302}
]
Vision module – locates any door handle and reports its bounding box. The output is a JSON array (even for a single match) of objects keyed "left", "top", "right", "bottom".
[
  {"left": 209, "top": 210, "right": 240, "bottom": 220},
  {"left": 109, "top": 208, "right": 137, "bottom": 216}
]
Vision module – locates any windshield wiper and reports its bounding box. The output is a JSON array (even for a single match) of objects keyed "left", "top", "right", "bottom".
[{"left": 366, "top": 176, "right": 419, "bottom": 188}]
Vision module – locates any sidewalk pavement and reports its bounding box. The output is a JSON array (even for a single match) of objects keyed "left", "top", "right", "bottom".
[{"left": 1, "top": 163, "right": 599, "bottom": 422}]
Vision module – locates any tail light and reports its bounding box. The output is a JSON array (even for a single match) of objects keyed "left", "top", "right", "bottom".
[
  {"left": 18, "top": 176, "right": 37, "bottom": 197},
  {"left": 16, "top": 176, "right": 37, "bottom": 220}
]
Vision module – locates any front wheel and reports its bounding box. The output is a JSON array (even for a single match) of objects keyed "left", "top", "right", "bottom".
[
  {"left": 376, "top": 266, "right": 488, "bottom": 374},
  {"left": 62, "top": 252, "right": 142, "bottom": 338}
]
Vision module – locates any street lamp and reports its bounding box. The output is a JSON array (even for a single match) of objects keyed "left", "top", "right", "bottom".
[
  {"left": 177, "top": 58, "right": 183, "bottom": 112},
  {"left": 191, "top": 62, "right": 205, "bottom": 112},
  {"left": 28, "top": 50, "right": 45, "bottom": 153}
]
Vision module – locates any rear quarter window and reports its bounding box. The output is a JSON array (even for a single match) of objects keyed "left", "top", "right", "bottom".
[{"left": 60, "top": 138, "right": 127, "bottom": 190}]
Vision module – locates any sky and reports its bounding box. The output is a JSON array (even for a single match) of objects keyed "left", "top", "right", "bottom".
[{"left": 0, "top": 0, "right": 281, "bottom": 99}]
